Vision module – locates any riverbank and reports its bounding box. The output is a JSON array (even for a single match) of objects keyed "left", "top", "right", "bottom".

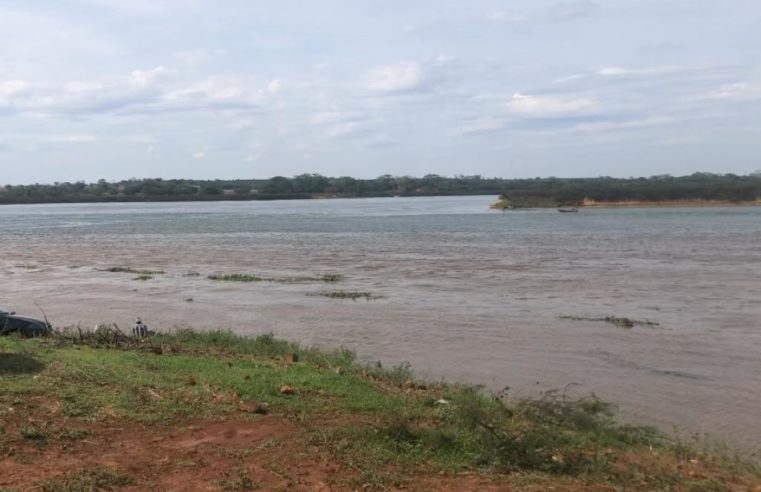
[
  {"left": 2, "top": 329, "right": 758, "bottom": 491},
  {"left": 490, "top": 197, "right": 761, "bottom": 209},
  {"left": 580, "top": 199, "right": 761, "bottom": 208}
]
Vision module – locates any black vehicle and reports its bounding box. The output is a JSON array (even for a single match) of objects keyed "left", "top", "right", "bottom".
[{"left": 0, "top": 305, "right": 51, "bottom": 337}]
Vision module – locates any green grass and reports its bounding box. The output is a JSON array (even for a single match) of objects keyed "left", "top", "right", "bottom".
[
  {"left": 1, "top": 330, "right": 758, "bottom": 490},
  {"left": 38, "top": 468, "right": 135, "bottom": 491},
  {"left": 217, "top": 467, "right": 261, "bottom": 491}
]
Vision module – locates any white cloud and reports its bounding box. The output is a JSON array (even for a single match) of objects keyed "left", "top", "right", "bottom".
[
  {"left": 115, "top": 134, "right": 159, "bottom": 144},
  {"left": 131, "top": 66, "right": 168, "bottom": 87},
  {"left": 192, "top": 150, "right": 205, "bottom": 159},
  {"left": 598, "top": 65, "right": 686, "bottom": 77},
  {"left": 486, "top": 10, "right": 527, "bottom": 23},
  {"left": 64, "top": 81, "right": 105, "bottom": 93},
  {"left": 267, "top": 79, "right": 283, "bottom": 94},
  {"left": 365, "top": 62, "right": 425, "bottom": 93},
  {"left": 574, "top": 116, "right": 674, "bottom": 132},
  {"left": 706, "top": 82, "right": 761, "bottom": 101},
  {"left": 554, "top": 74, "right": 587, "bottom": 84},
  {"left": 0, "top": 80, "right": 29, "bottom": 99},
  {"left": 460, "top": 117, "right": 506, "bottom": 135},
  {"left": 164, "top": 76, "right": 267, "bottom": 109},
  {"left": 44, "top": 134, "right": 97, "bottom": 143},
  {"left": 174, "top": 49, "right": 227, "bottom": 66},
  {"left": 547, "top": 1, "right": 599, "bottom": 21},
  {"left": 310, "top": 106, "right": 377, "bottom": 139},
  {"left": 507, "top": 92, "right": 597, "bottom": 116},
  {"left": 311, "top": 108, "right": 359, "bottom": 125},
  {"left": 436, "top": 54, "right": 456, "bottom": 64},
  {"left": 323, "top": 121, "right": 363, "bottom": 138}
]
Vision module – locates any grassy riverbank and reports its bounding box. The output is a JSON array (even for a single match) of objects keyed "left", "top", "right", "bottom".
[{"left": 1, "top": 330, "right": 758, "bottom": 491}]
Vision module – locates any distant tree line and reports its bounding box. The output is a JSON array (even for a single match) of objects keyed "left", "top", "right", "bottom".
[
  {"left": 496, "top": 173, "right": 761, "bottom": 207},
  {"left": 1, "top": 173, "right": 760, "bottom": 206}
]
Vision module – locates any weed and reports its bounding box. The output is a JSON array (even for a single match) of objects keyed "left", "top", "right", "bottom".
[
  {"left": 560, "top": 315, "right": 659, "bottom": 328},
  {"left": 218, "top": 467, "right": 261, "bottom": 491},
  {"left": 20, "top": 425, "right": 46, "bottom": 441},
  {"left": 57, "top": 428, "right": 90, "bottom": 440},
  {"left": 307, "top": 290, "right": 379, "bottom": 301},
  {"left": 208, "top": 273, "right": 264, "bottom": 282},
  {"left": 38, "top": 468, "right": 135, "bottom": 491},
  {"left": 101, "top": 267, "right": 164, "bottom": 275}
]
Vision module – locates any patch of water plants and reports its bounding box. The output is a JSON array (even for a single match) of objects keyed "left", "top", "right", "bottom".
[
  {"left": 560, "top": 315, "right": 659, "bottom": 328},
  {"left": 101, "top": 267, "right": 165, "bottom": 275},
  {"left": 307, "top": 290, "right": 380, "bottom": 301},
  {"left": 208, "top": 272, "right": 344, "bottom": 283}
]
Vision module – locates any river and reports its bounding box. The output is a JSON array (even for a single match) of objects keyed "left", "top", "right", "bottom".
[{"left": 1, "top": 196, "right": 759, "bottom": 450}]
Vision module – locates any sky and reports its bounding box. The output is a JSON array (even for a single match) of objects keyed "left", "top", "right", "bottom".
[{"left": 1, "top": 0, "right": 760, "bottom": 184}]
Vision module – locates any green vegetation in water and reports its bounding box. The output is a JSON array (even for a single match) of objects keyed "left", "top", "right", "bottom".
[
  {"left": 307, "top": 290, "right": 378, "bottom": 301},
  {"left": 0, "top": 329, "right": 758, "bottom": 490},
  {"left": 208, "top": 273, "right": 265, "bottom": 282},
  {"left": 101, "top": 267, "right": 165, "bottom": 275},
  {"left": 208, "top": 272, "right": 344, "bottom": 283},
  {"left": 319, "top": 273, "right": 343, "bottom": 283},
  {"left": 133, "top": 274, "right": 153, "bottom": 281},
  {"left": 560, "top": 315, "right": 660, "bottom": 328}
]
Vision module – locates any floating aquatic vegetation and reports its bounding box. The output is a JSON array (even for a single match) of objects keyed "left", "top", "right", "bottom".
[
  {"left": 559, "top": 315, "right": 659, "bottom": 328},
  {"left": 207, "top": 273, "right": 265, "bottom": 282},
  {"left": 307, "top": 290, "right": 380, "bottom": 301},
  {"left": 102, "top": 267, "right": 165, "bottom": 275}
]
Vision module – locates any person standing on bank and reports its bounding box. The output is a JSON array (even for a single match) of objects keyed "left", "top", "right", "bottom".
[{"left": 133, "top": 317, "right": 148, "bottom": 337}]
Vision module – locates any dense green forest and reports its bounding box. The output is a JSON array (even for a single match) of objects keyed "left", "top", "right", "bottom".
[{"left": 1, "top": 173, "right": 760, "bottom": 206}]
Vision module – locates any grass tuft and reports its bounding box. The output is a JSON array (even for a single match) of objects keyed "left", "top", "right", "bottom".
[
  {"left": 20, "top": 425, "right": 46, "bottom": 442},
  {"left": 217, "top": 467, "right": 261, "bottom": 491},
  {"left": 39, "top": 468, "right": 135, "bottom": 492}
]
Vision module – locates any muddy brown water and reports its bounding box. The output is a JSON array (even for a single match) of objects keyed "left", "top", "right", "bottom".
[{"left": 1, "top": 197, "right": 760, "bottom": 451}]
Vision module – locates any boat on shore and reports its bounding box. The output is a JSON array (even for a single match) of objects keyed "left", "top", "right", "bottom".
[{"left": 557, "top": 207, "right": 579, "bottom": 213}]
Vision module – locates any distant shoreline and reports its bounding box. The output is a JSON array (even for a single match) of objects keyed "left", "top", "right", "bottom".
[
  {"left": 0, "top": 191, "right": 494, "bottom": 206},
  {"left": 3, "top": 173, "right": 761, "bottom": 207},
  {"left": 3, "top": 194, "right": 760, "bottom": 208},
  {"left": 491, "top": 198, "right": 761, "bottom": 210},
  {"left": 580, "top": 199, "right": 761, "bottom": 208}
]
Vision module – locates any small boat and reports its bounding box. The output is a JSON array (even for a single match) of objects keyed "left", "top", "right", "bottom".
[{"left": 557, "top": 207, "right": 579, "bottom": 213}]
